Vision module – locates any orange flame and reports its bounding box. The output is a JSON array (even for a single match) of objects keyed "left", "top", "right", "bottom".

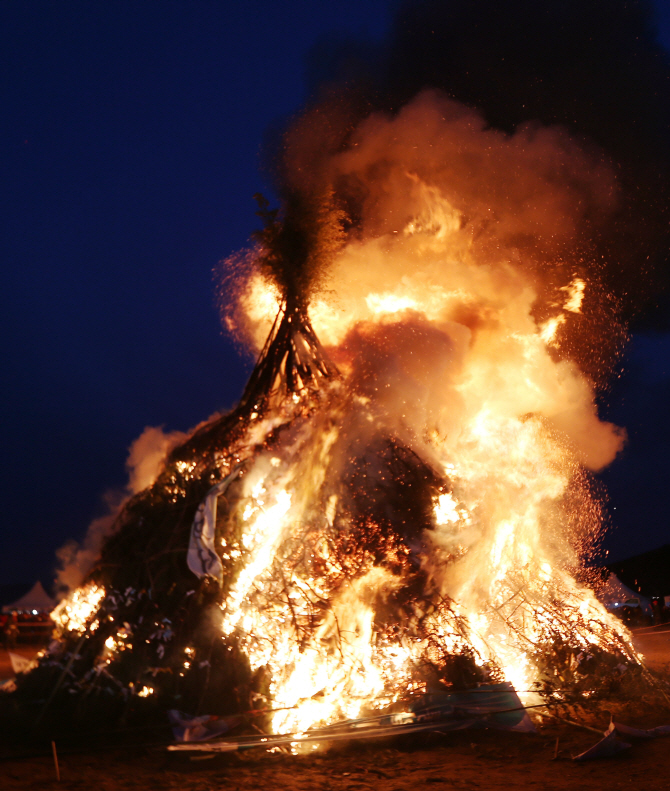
[{"left": 216, "top": 93, "right": 633, "bottom": 736}]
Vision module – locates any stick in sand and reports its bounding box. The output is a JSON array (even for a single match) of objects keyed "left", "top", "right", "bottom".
[{"left": 51, "top": 741, "right": 60, "bottom": 782}]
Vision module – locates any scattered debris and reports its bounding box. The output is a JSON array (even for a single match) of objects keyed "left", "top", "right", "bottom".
[{"left": 573, "top": 718, "right": 670, "bottom": 762}]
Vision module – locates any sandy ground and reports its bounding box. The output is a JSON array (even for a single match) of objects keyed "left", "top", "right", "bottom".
[
  {"left": 631, "top": 624, "right": 670, "bottom": 673},
  {"left": 1, "top": 632, "right": 669, "bottom": 790},
  {"left": 3, "top": 721, "right": 670, "bottom": 791}
]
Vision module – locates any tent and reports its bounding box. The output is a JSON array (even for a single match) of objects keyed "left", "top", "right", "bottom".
[
  {"left": 607, "top": 544, "right": 670, "bottom": 599},
  {"left": 597, "top": 572, "right": 653, "bottom": 621},
  {"left": 2, "top": 581, "right": 55, "bottom": 614}
]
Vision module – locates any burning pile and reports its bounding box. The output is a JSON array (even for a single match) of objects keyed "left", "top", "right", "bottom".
[{"left": 21, "top": 91, "right": 648, "bottom": 733}]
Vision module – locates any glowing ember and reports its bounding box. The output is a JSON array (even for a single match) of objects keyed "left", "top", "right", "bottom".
[{"left": 562, "top": 277, "right": 586, "bottom": 313}]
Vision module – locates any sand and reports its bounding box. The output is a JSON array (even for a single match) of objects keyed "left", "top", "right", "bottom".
[{"left": 3, "top": 720, "right": 670, "bottom": 791}]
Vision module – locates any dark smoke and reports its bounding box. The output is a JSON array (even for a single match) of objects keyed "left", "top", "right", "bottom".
[
  {"left": 380, "top": 0, "right": 670, "bottom": 323},
  {"left": 252, "top": 186, "right": 347, "bottom": 309},
  {"left": 261, "top": 0, "right": 669, "bottom": 326}
]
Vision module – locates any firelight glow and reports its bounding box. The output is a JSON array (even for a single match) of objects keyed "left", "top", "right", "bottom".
[{"left": 213, "top": 93, "right": 636, "bottom": 736}]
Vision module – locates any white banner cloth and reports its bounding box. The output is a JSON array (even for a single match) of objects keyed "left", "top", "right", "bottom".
[{"left": 187, "top": 468, "right": 241, "bottom": 583}]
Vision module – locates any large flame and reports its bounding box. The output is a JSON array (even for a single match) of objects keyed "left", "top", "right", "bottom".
[{"left": 213, "top": 92, "right": 636, "bottom": 736}]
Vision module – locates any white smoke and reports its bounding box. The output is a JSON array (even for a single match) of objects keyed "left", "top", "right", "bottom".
[{"left": 55, "top": 425, "right": 187, "bottom": 594}]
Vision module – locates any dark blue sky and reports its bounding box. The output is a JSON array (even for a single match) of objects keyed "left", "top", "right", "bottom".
[{"left": 1, "top": 1, "right": 668, "bottom": 586}]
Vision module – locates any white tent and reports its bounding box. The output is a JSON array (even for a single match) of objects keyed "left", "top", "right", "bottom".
[
  {"left": 2, "top": 581, "right": 55, "bottom": 613},
  {"left": 597, "top": 572, "right": 653, "bottom": 618}
]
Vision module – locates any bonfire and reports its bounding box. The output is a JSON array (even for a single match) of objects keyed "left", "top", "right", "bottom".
[{"left": 17, "top": 90, "right": 652, "bottom": 737}]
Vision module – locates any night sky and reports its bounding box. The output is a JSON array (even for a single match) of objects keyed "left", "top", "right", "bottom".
[{"left": 2, "top": 1, "right": 669, "bottom": 588}]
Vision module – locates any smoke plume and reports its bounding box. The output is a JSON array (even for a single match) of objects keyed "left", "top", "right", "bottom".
[
  {"left": 55, "top": 425, "right": 187, "bottom": 593},
  {"left": 245, "top": 0, "right": 669, "bottom": 337}
]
